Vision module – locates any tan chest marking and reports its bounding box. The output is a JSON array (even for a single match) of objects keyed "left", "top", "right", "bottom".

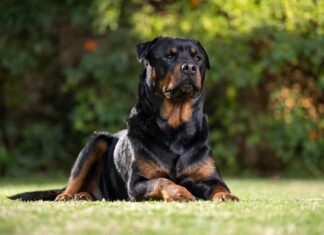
[{"left": 160, "top": 99, "right": 192, "bottom": 128}]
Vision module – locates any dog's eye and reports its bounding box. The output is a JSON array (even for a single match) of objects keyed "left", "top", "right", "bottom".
[
  {"left": 194, "top": 55, "right": 202, "bottom": 63},
  {"left": 165, "top": 54, "right": 174, "bottom": 60}
]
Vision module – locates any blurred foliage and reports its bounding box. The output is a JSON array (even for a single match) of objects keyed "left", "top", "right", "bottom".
[{"left": 0, "top": 0, "right": 323, "bottom": 177}]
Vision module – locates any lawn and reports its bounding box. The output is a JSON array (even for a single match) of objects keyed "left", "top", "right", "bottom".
[{"left": 0, "top": 177, "right": 323, "bottom": 235}]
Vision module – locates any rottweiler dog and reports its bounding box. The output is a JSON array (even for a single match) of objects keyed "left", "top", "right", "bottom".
[{"left": 10, "top": 37, "right": 239, "bottom": 202}]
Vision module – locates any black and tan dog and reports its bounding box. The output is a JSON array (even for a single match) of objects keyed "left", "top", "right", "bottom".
[{"left": 10, "top": 37, "right": 239, "bottom": 202}]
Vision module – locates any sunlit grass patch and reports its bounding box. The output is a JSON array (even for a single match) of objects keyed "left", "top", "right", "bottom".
[{"left": 0, "top": 178, "right": 323, "bottom": 235}]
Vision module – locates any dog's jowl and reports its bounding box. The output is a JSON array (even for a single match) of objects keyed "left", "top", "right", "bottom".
[{"left": 10, "top": 37, "right": 239, "bottom": 202}]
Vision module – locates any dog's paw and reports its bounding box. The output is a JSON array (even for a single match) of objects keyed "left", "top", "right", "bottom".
[
  {"left": 74, "top": 192, "right": 94, "bottom": 201},
  {"left": 161, "top": 184, "right": 196, "bottom": 202},
  {"left": 212, "top": 192, "right": 239, "bottom": 202},
  {"left": 55, "top": 193, "right": 73, "bottom": 201}
]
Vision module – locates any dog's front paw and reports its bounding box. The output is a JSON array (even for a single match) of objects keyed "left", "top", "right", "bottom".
[
  {"left": 55, "top": 193, "right": 73, "bottom": 201},
  {"left": 74, "top": 192, "right": 94, "bottom": 201},
  {"left": 161, "top": 184, "right": 196, "bottom": 202},
  {"left": 212, "top": 192, "right": 239, "bottom": 202}
]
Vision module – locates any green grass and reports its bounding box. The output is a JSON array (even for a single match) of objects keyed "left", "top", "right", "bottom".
[{"left": 0, "top": 178, "right": 323, "bottom": 235}]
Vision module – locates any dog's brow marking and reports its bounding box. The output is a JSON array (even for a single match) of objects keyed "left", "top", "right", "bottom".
[
  {"left": 170, "top": 48, "right": 178, "bottom": 54},
  {"left": 190, "top": 47, "right": 197, "bottom": 54}
]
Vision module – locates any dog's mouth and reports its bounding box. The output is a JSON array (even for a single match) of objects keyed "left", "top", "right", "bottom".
[{"left": 163, "top": 81, "right": 199, "bottom": 100}]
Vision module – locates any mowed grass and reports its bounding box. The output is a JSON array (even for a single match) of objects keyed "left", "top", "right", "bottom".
[{"left": 0, "top": 178, "right": 323, "bottom": 235}]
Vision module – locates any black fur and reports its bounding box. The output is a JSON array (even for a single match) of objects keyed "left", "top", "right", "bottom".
[{"left": 9, "top": 189, "right": 64, "bottom": 201}]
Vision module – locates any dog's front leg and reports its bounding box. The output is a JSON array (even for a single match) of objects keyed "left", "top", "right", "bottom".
[
  {"left": 129, "top": 177, "right": 196, "bottom": 202},
  {"left": 209, "top": 183, "right": 239, "bottom": 202},
  {"left": 177, "top": 156, "right": 239, "bottom": 202}
]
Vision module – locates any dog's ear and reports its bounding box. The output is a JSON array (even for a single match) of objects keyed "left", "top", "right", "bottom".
[
  {"left": 136, "top": 41, "right": 151, "bottom": 63},
  {"left": 136, "top": 37, "right": 161, "bottom": 63},
  {"left": 196, "top": 41, "right": 211, "bottom": 70}
]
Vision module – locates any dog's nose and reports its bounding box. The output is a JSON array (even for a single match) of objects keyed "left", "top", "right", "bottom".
[{"left": 181, "top": 63, "right": 197, "bottom": 75}]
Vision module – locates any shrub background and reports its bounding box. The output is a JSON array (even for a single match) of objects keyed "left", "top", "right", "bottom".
[{"left": 0, "top": 0, "right": 323, "bottom": 177}]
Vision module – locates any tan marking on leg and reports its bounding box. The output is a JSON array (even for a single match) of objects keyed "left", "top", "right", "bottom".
[
  {"left": 145, "top": 178, "right": 196, "bottom": 202},
  {"left": 55, "top": 140, "right": 108, "bottom": 201},
  {"left": 74, "top": 192, "right": 94, "bottom": 201},
  {"left": 95, "top": 139, "right": 109, "bottom": 155},
  {"left": 178, "top": 158, "right": 216, "bottom": 181},
  {"left": 54, "top": 193, "right": 73, "bottom": 201},
  {"left": 55, "top": 159, "right": 94, "bottom": 201},
  {"left": 210, "top": 185, "right": 239, "bottom": 202},
  {"left": 136, "top": 159, "right": 168, "bottom": 179}
]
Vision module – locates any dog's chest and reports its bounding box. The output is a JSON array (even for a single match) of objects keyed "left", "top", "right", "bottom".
[
  {"left": 142, "top": 128, "right": 209, "bottom": 181},
  {"left": 150, "top": 144, "right": 203, "bottom": 182},
  {"left": 138, "top": 156, "right": 184, "bottom": 182}
]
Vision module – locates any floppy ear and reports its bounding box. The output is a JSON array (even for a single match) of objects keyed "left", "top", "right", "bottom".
[
  {"left": 196, "top": 41, "right": 211, "bottom": 69},
  {"left": 136, "top": 41, "right": 151, "bottom": 63},
  {"left": 136, "top": 37, "right": 161, "bottom": 63}
]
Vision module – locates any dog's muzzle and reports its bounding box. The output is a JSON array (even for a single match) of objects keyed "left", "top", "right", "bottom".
[{"left": 164, "top": 79, "right": 199, "bottom": 100}]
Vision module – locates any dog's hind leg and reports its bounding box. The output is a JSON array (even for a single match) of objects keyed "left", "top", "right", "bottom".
[{"left": 55, "top": 132, "right": 112, "bottom": 201}]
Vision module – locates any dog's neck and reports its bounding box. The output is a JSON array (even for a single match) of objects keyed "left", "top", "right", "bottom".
[
  {"left": 139, "top": 72, "right": 205, "bottom": 129},
  {"left": 159, "top": 98, "right": 193, "bottom": 128}
]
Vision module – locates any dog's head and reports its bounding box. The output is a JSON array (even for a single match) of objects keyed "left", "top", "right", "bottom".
[{"left": 136, "top": 37, "right": 210, "bottom": 102}]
